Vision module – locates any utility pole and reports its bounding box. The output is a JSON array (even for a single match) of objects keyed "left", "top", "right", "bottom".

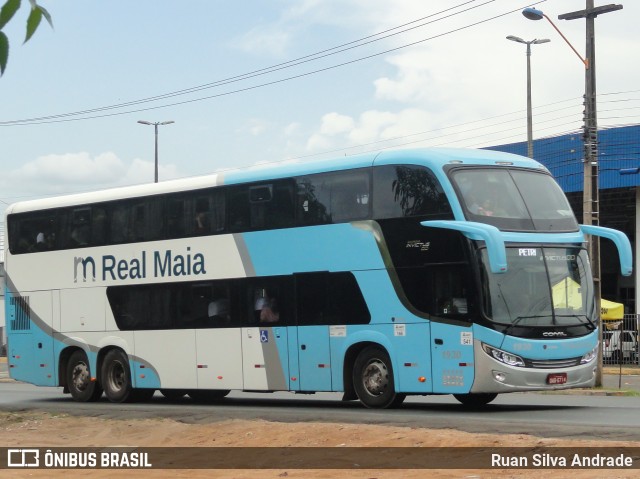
[{"left": 558, "top": 1, "right": 623, "bottom": 386}]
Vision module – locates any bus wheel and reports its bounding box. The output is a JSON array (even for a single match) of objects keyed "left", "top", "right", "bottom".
[
  {"left": 188, "top": 390, "right": 230, "bottom": 403},
  {"left": 353, "top": 346, "right": 404, "bottom": 409},
  {"left": 67, "top": 350, "right": 103, "bottom": 402},
  {"left": 453, "top": 393, "right": 498, "bottom": 407},
  {"left": 160, "top": 389, "right": 187, "bottom": 401},
  {"left": 101, "top": 349, "right": 133, "bottom": 403}
]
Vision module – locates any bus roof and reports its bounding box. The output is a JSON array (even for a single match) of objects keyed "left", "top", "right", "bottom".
[{"left": 5, "top": 147, "right": 543, "bottom": 215}]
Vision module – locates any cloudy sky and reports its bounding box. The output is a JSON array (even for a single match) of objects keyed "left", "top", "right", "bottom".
[{"left": 1, "top": 0, "right": 638, "bottom": 222}]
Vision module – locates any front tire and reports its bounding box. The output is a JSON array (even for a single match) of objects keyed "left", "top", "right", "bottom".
[
  {"left": 66, "top": 350, "right": 103, "bottom": 402},
  {"left": 101, "top": 349, "right": 133, "bottom": 403},
  {"left": 353, "top": 346, "right": 404, "bottom": 409}
]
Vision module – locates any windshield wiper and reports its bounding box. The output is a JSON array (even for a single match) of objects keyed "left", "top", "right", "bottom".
[
  {"left": 553, "top": 314, "right": 596, "bottom": 329},
  {"left": 503, "top": 314, "right": 550, "bottom": 337}
]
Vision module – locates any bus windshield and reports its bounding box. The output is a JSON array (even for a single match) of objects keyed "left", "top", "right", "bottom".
[
  {"left": 451, "top": 168, "right": 578, "bottom": 232},
  {"left": 480, "top": 247, "right": 594, "bottom": 330}
]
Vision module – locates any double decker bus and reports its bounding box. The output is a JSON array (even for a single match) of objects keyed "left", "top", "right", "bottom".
[{"left": 4, "top": 148, "right": 632, "bottom": 408}]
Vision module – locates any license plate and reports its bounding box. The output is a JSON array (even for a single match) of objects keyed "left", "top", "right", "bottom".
[{"left": 547, "top": 373, "right": 567, "bottom": 385}]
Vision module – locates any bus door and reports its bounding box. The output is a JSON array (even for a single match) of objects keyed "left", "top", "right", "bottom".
[
  {"left": 293, "top": 273, "right": 335, "bottom": 392},
  {"left": 430, "top": 321, "right": 475, "bottom": 394},
  {"left": 6, "top": 291, "right": 56, "bottom": 386},
  {"left": 294, "top": 326, "right": 332, "bottom": 391}
]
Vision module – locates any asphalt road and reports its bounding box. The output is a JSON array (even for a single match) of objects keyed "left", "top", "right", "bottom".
[{"left": 1, "top": 373, "right": 640, "bottom": 442}]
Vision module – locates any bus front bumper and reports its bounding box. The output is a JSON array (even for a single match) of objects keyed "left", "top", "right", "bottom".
[{"left": 470, "top": 343, "right": 597, "bottom": 393}]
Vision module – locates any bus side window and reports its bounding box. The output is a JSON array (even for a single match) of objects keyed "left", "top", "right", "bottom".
[
  {"left": 70, "top": 208, "right": 91, "bottom": 247},
  {"left": 110, "top": 203, "right": 130, "bottom": 244},
  {"left": 228, "top": 187, "right": 250, "bottom": 232},
  {"left": 246, "top": 277, "right": 292, "bottom": 325},
  {"left": 13, "top": 213, "right": 58, "bottom": 253},
  {"left": 167, "top": 197, "right": 187, "bottom": 238},
  {"left": 91, "top": 206, "right": 108, "bottom": 246},
  {"left": 372, "top": 165, "right": 452, "bottom": 219},
  {"left": 296, "top": 177, "right": 331, "bottom": 226},
  {"left": 296, "top": 272, "right": 370, "bottom": 326}
]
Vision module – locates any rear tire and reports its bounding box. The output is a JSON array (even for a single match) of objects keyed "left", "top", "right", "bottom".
[
  {"left": 352, "top": 346, "right": 404, "bottom": 409},
  {"left": 453, "top": 393, "right": 498, "bottom": 407},
  {"left": 101, "top": 349, "right": 133, "bottom": 403},
  {"left": 66, "top": 350, "right": 103, "bottom": 402}
]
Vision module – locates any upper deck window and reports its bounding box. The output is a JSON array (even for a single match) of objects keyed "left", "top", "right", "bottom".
[
  {"left": 373, "top": 165, "right": 452, "bottom": 219},
  {"left": 296, "top": 169, "right": 370, "bottom": 225},
  {"left": 451, "top": 168, "right": 578, "bottom": 232}
]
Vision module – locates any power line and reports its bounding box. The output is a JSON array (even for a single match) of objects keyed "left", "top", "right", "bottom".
[
  {"left": 0, "top": 0, "right": 546, "bottom": 127},
  {"left": 1, "top": 1, "right": 495, "bottom": 126}
]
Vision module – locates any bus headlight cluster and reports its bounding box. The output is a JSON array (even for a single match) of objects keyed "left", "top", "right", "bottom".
[
  {"left": 580, "top": 345, "right": 598, "bottom": 364},
  {"left": 482, "top": 343, "right": 525, "bottom": 367}
]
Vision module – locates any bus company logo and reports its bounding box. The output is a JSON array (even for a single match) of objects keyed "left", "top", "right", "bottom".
[
  {"left": 542, "top": 331, "right": 568, "bottom": 337},
  {"left": 74, "top": 256, "right": 97, "bottom": 283},
  {"left": 73, "top": 248, "right": 207, "bottom": 283},
  {"left": 7, "top": 448, "right": 39, "bottom": 468}
]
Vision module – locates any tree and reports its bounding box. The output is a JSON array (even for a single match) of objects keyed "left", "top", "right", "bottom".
[{"left": 0, "top": 0, "right": 52, "bottom": 76}]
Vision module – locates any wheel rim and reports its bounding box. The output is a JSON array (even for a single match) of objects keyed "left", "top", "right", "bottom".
[
  {"left": 361, "top": 358, "right": 389, "bottom": 396},
  {"left": 71, "top": 361, "right": 90, "bottom": 392},
  {"left": 106, "top": 360, "right": 126, "bottom": 393}
]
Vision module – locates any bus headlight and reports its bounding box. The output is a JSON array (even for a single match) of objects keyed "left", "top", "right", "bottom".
[
  {"left": 580, "top": 344, "right": 598, "bottom": 364},
  {"left": 482, "top": 343, "right": 525, "bottom": 367}
]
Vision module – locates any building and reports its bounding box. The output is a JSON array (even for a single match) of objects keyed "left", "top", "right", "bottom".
[{"left": 488, "top": 124, "right": 640, "bottom": 316}]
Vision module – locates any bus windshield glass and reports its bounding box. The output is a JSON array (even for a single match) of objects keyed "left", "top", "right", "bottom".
[
  {"left": 480, "top": 247, "right": 594, "bottom": 329},
  {"left": 451, "top": 168, "right": 578, "bottom": 232}
]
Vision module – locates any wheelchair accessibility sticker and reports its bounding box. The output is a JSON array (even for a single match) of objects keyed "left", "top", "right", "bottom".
[{"left": 260, "top": 330, "right": 269, "bottom": 343}]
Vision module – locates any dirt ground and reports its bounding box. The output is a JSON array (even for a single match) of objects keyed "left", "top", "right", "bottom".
[{"left": 1, "top": 411, "right": 639, "bottom": 479}]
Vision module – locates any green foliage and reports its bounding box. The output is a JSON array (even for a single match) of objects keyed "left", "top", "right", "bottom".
[
  {"left": 0, "top": 0, "right": 21, "bottom": 30},
  {"left": 0, "top": 31, "right": 8, "bottom": 75},
  {"left": 0, "top": 0, "right": 53, "bottom": 76}
]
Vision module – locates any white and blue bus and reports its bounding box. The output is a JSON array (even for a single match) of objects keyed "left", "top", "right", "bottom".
[{"left": 4, "top": 148, "right": 633, "bottom": 408}]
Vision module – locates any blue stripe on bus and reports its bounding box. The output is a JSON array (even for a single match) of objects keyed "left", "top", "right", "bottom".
[{"left": 241, "top": 223, "right": 385, "bottom": 276}]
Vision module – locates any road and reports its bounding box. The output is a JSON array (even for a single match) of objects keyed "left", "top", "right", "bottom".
[{"left": 1, "top": 378, "right": 639, "bottom": 442}]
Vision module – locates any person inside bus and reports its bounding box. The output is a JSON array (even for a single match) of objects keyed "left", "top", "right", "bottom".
[
  {"left": 257, "top": 292, "right": 280, "bottom": 323},
  {"left": 195, "top": 211, "right": 209, "bottom": 235},
  {"left": 35, "top": 232, "right": 47, "bottom": 250},
  {"left": 208, "top": 298, "right": 231, "bottom": 325}
]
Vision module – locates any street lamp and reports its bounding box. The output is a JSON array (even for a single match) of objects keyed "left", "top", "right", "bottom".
[
  {"left": 137, "top": 120, "right": 175, "bottom": 183},
  {"left": 506, "top": 35, "right": 550, "bottom": 159},
  {"left": 522, "top": 8, "right": 590, "bottom": 68}
]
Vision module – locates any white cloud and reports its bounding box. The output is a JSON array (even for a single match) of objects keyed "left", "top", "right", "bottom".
[
  {"left": 319, "top": 112, "right": 355, "bottom": 135},
  {"left": 374, "top": 49, "right": 434, "bottom": 103},
  {"left": 305, "top": 108, "right": 440, "bottom": 153},
  {"left": 235, "top": 26, "right": 291, "bottom": 57},
  {"left": 1, "top": 152, "right": 180, "bottom": 202},
  {"left": 14, "top": 152, "right": 126, "bottom": 185},
  {"left": 306, "top": 132, "right": 333, "bottom": 151},
  {"left": 249, "top": 119, "right": 269, "bottom": 136},
  {"left": 284, "top": 122, "right": 301, "bottom": 136}
]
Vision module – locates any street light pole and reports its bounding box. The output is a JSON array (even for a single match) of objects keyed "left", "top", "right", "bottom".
[
  {"left": 137, "top": 120, "right": 175, "bottom": 183},
  {"left": 523, "top": 2, "right": 623, "bottom": 387},
  {"left": 506, "top": 36, "right": 550, "bottom": 158}
]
